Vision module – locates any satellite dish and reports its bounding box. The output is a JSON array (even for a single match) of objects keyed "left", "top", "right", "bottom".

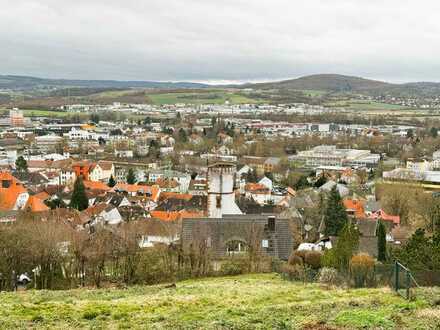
[{"left": 304, "top": 224, "right": 313, "bottom": 232}]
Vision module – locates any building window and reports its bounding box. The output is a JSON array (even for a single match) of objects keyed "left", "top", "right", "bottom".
[
  {"left": 226, "top": 240, "right": 247, "bottom": 255},
  {"left": 268, "top": 216, "right": 275, "bottom": 231},
  {"left": 2, "top": 180, "right": 11, "bottom": 188},
  {"left": 216, "top": 195, "right": 221, "bottom": 208}
]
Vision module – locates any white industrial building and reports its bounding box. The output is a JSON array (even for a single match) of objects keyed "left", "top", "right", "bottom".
[{"left": 290, "top": 145, "right": 380, "bottom": 168}]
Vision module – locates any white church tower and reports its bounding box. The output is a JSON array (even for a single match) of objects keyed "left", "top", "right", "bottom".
[{"left": 207, "top": 162, "right": 242, "bottom": 218}]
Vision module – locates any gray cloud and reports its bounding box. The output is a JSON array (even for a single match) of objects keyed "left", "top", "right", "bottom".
[{"left": 1, "top": 0, "right": 440, "bottom": 82}]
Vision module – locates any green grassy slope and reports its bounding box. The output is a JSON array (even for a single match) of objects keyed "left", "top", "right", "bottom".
[
  {"left": 0, "top": 108, "right": 71, "bottom": 117},
  {"left": 148, "top": 90, "right": 263, "bottom": 105},
  {"left": 0, "top": 274, "right": 438, "bottom": 329},
  {"left": 324, "top": 99, "right": 407, "bottom": 111}
]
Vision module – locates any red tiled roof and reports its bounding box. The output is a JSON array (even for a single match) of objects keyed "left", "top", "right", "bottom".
[
  {"left": 97, "top": 161, "right": 113, "bottom": 171},
  {"left": 156, "top": 177, "right": 179, "bottom": 188},
  {"left": 369, "top": 209, "right": 400, "bottom": 225},
  {"left": 160, "top": 192, "right": 193, "bottom": 201},
  {"left": 25, "top": 196, "right": 50, "bottom": 212},
  {"left": 0, "top": 171, "right": 27, "bottom": 211},
  {"left": 33, "top": 191, "right": 50, "bottom": 201},
  {"left": 343, "top": 199, "right": 366, "bottom": 219},
  {"left": 150, "top": 210, "right": 204, "bottom": 222},
  {"left": 112, "top": 184, "right": 160, "bottom": 202},
  {"left": 245, "top": 183, "right": 270, "bottom": 194},
  {"left": 83, "top": 180, "right": 111, "bottom": 192},
  {"left": 83, "top": 203, "right": 108, "bottom": 217}
]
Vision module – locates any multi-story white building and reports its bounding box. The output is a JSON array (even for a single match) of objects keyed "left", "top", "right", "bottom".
[
  {"left": 290, "top": 145, "right": 380, "bottom": 168},
  {"left": 65, "top": 128, "right": 109, "bottom": 141},
  {"left": 59, "top": 167, "right": 76, "bottom": 185},
  {"left": 89, "top": 161, "right": 115, "bottom": 182},
  {"left": 34, "top": 135, "right": 64, "bottom": 151},
  {"left": 148, "top": 170, "right": 191, "bottom": 193}
]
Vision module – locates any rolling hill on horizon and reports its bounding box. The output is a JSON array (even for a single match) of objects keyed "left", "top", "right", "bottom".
[
  {"left": 0, "top": 75, "right": 210, "bottom": 90},
  {"left": 2, "top": 73, "right": 440, "bottom": 98},
  {"left": 240, "top": 74, "right": 440, "bottom": 97},
  {"left": 244, "top": 74, "right": 392, "bottom": 92}
]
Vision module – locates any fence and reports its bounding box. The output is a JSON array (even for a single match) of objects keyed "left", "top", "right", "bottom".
[
  {"left": 278, "top": 260, "right": 440, "bottom": 300},
  {"left": 392, "top": 262, "right": 419, "bottom": 299}
]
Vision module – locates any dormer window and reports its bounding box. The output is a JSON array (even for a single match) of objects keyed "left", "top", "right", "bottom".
[{"left": 2, "top": 180, "right": 11, "bottom": 188}]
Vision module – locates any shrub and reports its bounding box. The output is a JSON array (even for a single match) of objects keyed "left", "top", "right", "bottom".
[
  {"left": 293, "top": 250, "right": 307, "bottom": 261},
  {"left": 303, "top": 265, "right": 319, "bottom": 282},
  {"left": 257, "top": 256, "right": 274, "bottom": 273},
  {"left": 220, "top": 258, "right": 249, "bottom": 276},
  {"left": 304, "top": 251, "right": 322, "bottom": 269},
  {"left": 288, "top": 254, "right": 303, "bottom": 266},
  {"left": 350, "top": 254, "right": 375, "bottom": 288},
  {"left": 322, "top": 249, "right": 338, "bottom": 268},
  {"left": 318, "top": 267, "right": 339, "bottom": 286},
  {"left": 280, "top": 264, "right": 305, "bottom": 281},
  {"left": 321, "top": 224, "right": 360, "bottom": 273},
  {"left": 271, "top": 258, "right": 284, "bottom": 273}
]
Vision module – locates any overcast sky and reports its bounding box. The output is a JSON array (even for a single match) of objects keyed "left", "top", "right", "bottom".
[{"left": 1, "top": 0, "right": 440, "bottom": 83}]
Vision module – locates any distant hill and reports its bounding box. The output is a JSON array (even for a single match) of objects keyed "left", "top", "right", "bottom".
[
  {"left": 4, "top": 73, "right": 440, "bottom": 98},
  {"left": 244, "top": 74, "right": 392, "bottom": 92},
  {"left": 0, "top": 75, "right": 210, "bottom": 90},
  {"left": 241, "top": 74, "right": 440, "bottom": 97}
]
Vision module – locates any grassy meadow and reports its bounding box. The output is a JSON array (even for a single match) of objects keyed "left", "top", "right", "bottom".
[
  {"left": 324, "top": 99, "right": 408, "bottom": 111},
  {"left": 0, "top": 273, "right": 438, "bottom": 329},
  {"left": 147, "top": 90, "right": 263, "bottom": 105},
  {"left": 0, "top": 108, "right": 73, "bottom": 118}
]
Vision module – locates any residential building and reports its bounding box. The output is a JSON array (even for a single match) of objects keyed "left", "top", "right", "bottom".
[
  {"left": 89, "top": 161, "right": 114, "bottom": 182},
  {"left": 0, "top": 171, "right": 29, "bottom": 211},
  {"left": 182, "top": 215, "right": 293, "bottom": 260}
]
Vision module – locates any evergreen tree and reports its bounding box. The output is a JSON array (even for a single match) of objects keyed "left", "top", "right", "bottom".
[
  {"left": 264, "top": 172, "right": 274, "bottom": 181},
  {"left": 178, "top": 128, "right": 188, "bottom": 143},
  {"left": 294, "top": 175, "right": 309, "bottom": 190},
  {"left": 148, "top": 140, "right": 160, "bottom": 159},
  {"left": 246, "top": 169, "right": 258, "bottom": 183},
  {"left": 323, "top": 186, "right": 348, "bottom": 236},
  {"left": 45, "top": 198, "right": 66, "bottom": 209},
  {"left": 377, "top": 220, "right": 387, "bottom": 262},
  {"left": 108, "top": 175, "right": 116, "bottom": 188},
  {"left": 15, "top": 156, "right": 28, "bottom": 173},
  {"left": 90, "top": 113, "right": 100, "bottom": 124},
  {"left": 323, "top": 223, "right": 360, "bottom": 273},
  {"left": 393, "top": 228, "right": 440, "bottom": 271},
  {"left": 336, "top": 223, "right": 359, "bottom": 272},
  {"left": 314, "top": 175, "right": 327, "bottom": 188},
  {"left": 126, "top": 168, "right": 136, "bottom": 184},
  {"left": 70, "top": 177, "right": 89, "bottom": 211},
  {"left": 211, "top": 117, "right": 217, "bottom": 127}
]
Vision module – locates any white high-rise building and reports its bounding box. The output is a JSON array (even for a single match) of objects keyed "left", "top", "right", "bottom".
[{"left": 207, "top": 162, "right": 242, "bottom": 218}]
